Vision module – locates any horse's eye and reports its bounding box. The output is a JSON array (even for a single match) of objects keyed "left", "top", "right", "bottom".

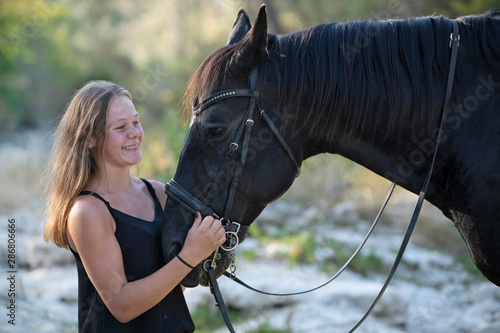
[{"left": 209, "top": 127, "right": 225, "bottom": 137}]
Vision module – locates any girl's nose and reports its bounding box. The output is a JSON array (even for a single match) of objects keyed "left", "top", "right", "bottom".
[{"left": 128, "top": 125, "right": 141, "bottom": 138}]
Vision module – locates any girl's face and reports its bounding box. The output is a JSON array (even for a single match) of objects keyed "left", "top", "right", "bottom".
[{"left": 103, "top": 95, "right": 144, "bottom": 169}]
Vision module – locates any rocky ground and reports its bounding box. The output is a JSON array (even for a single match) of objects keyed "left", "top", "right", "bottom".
[
  {"left": 183, "top": 199, "right": 500, "bottom": 333},
  {"left": 1, "top": 195, "right": 500, "bottom": 333}
]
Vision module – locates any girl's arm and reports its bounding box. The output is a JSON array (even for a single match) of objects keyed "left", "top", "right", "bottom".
[{"left": 67, "top": 197, "right": 224, "bottom": 323}]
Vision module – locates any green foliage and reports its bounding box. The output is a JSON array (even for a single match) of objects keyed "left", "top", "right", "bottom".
[
  {"left": 133, "top": 107, "right": 188, "bottom": 182},
  {"left": 348, "top": 250, "right": 387, "bottom": 277},
  {"left": 249, "top": 224, "right": 389, "bottom": 277},
  {"left": 319, "top": 238, "right": 388, "bottom": 277},
  {"left": 191, "top": 305, "right": 288, "bottom": 332},
  {"left": 286, "top": 232, "right": 317, "bottom": 265},
  {"left": 190, "top": 306, "right": 244, "bottom": 332},
  {"left": 2, "top": 0, "right": 495, "bottom": 166},
  {"left": 249, "top": 226, "right": 317, "bottom": 265},
  {"left": 247, "top": 321, "right": 290, "bottom": 333},
  {"left": 249, "top": 223, "right": 271, "bottom": 239},
  {"left": 0, "top": 0, "right": 75, "bottom": 129},
  {"left": 238, "top": 249, "right": 259, "bottom": 262}
]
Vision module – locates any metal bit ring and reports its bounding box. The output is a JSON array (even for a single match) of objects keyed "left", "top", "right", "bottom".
[{"left": 221, "top": 231, "right": 239, "bottom": 251}]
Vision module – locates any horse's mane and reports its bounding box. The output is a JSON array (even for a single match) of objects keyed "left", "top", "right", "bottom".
[
  {"left": 184, "top": 11, "right": 500, "bottom": 142},
  {"left": 271, "top": 11, "right": 500, "bottom": 142},
  {"left": 182, "top": 46, "right": 237, "bottom": 120}
]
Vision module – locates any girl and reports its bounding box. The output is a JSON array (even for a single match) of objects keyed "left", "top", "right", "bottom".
[{"left": 43, "top": 80, "right": 225, "bottom": 332}]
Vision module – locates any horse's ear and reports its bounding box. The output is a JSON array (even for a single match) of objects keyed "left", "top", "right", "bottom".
[
  {"left": 226, "top": 8, "right": 252, "bottom": 45},
  {"left": 229, "top": 4, "right": 267, "bottom": 81}
]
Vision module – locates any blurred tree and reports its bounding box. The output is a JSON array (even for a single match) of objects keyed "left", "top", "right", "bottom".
[
  {"left": 0, "top": 0, "right": 74, "bottom": 130},
  {"left": 0, "top": 0, "right": 498, "bottom": 134}
]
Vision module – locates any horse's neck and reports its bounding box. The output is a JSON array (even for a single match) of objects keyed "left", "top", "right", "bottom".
[{"left": 297, "top": 87, "right": 450, "bottom": 201}]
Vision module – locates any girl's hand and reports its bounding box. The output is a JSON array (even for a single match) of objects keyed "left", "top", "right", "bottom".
[{"left": 179, "top": 213, "right": 226, "bottom": 267}]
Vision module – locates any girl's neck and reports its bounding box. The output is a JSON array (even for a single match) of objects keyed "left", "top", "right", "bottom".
[{"left": 87, "top": 164, "right": 135, "bottom": 196}]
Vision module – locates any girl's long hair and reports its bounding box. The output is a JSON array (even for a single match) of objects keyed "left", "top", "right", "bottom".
[{"left": 43, "top": 80, "right": 131, "bottom": 248}]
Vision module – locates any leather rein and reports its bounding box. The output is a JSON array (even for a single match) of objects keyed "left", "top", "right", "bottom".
[{"left": 165, "top": 21, "right": 460, "bottom": 332}]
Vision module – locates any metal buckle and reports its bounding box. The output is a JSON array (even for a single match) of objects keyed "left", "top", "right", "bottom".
[
  {"left": 223, "top": 221, "right": 241, "bottom": 233},
  {"left": 227, "top": 142, "right": 239, "bottom": 157},
  {"left": 449, "top": 32, "right": 460, "bottom": 48}
]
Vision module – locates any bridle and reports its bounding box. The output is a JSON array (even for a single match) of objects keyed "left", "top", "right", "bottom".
[
  {"left": 166, "top": 66, "right": 301, "bottom": 216},
  {"left": 165, "top": 21, "right": 460, "bottom": 332},
  {"left": 165, "top": 66, "right": 302, "bottom": 331}
]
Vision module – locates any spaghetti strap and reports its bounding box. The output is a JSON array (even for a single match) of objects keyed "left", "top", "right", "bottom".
[
  {"left": 78, "top": 179, "right": 162, "bottom": 219},
  {"left": 79, "top": 191, "right": 113, "bottom": 215},
  {"left": 140, "top": 178, "right": 163, "bottom": 210}
]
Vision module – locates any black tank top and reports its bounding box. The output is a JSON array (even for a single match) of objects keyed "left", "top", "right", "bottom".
[{"left": 71, "top": 179, "right": 195, "bottom": 333}]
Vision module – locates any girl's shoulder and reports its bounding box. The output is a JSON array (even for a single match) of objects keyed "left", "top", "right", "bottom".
[
  {"left": 69, "top": 194, "right": 114, "bottom": 226},
  {"left": 67, "top": 194, "right": 116, "bottom": 252}
]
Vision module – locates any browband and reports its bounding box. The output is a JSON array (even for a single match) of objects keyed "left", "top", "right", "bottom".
[{"left": 192, "top": 89, "right": 256, "bottom": 115}]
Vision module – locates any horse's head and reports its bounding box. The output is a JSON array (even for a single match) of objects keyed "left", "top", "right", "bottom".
[{"left": 162, "top": 5, "right": 304, "bottom": 287}]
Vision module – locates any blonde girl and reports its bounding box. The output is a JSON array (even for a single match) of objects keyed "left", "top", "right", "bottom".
[{"left": 44, "top": 80, "right": 225, "bottom": 332}]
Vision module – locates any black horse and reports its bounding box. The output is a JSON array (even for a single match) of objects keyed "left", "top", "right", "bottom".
[{"left": 163, "top": 5, "right": 500, "bottom": 288}]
